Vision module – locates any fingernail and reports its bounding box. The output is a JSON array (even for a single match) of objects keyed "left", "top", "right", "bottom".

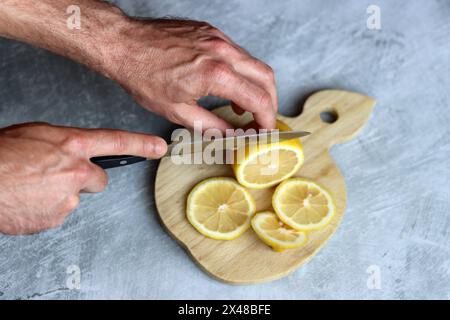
[{"left": 154, "top": 139, "right": 168, "bottom": 157}]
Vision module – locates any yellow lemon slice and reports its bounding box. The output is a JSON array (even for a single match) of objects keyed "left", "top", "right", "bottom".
[
  {"left": 272, "top": 178, "right": 336, "bottom": 230},
  {"left": 186, "top": 177, "right": 256, "bottom": 240},
  {"left": 251, "top": 212, "right": 307, "bottom": 251},
  {"left": 232, "top": 120, "right": 305, "bottom": 189}
]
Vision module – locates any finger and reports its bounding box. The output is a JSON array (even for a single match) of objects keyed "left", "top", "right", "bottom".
[
  {"left": 79, "top": 129, "right": 168, "bottom": 158},
  {"left": 165, "top": 102, "right": 234, "bottom": 132},
  {"left": 202, "top": 40, "right": 278, "bottom": 113},
  {"left": 81, "top": 164, "right": 109, "bottom": 193},
  {"left": 207, "top": 64, "right": 276, "bottom": 129},
  {"left": 198, "top": 33, "right": 278, "bottom": 114},
  {"left": 232, "top": 59, "right": 278, "bottom": 113}
]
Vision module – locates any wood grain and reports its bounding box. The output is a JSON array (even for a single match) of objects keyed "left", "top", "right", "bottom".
[{"left": 155, "top": 90, "right": 376, "bottom": 284}]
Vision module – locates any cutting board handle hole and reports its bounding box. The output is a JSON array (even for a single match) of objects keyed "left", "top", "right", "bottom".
[{"left": 320, "top": 110, "right": 338, "bottom": 124}]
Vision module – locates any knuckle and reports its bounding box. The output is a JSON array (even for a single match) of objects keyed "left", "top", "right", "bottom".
[
  {"left": 206, "top": 25, "right": 222, "bottom": 36},
  {"left": 254, "top": 60, "right": 274, "bottom": 81},
  {"left": 207, "top": 38, "right": 233, "bottom": 54},
  {"left": 166, "top": 108, "right": 185, "bottom": 126},
  {"left": 263, "top": 64, "right": 275, "bottom": 80},
  {"left": 73, "top": 163, "right": 91, "bottom": 183},
  {"left": 198, "top": 21, "right": 214, "bottom": 29},
  {"left": 62, "top": 196, "right": 80, "bottom": 214},
  {"left": 63, "top": 132, "right": 88, "bottom": 151},
  {"left": 112, "top": 132, "right": 128, "bottom": 154},
  {"left": 258, "top": 92, "right": 273, "bottom": 110},
  {"left": 204, "top": 61, "right": 232, "bottom": 82}
]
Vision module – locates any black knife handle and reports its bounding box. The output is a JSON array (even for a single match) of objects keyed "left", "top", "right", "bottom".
[{"left": 90, "top": 155, "right": 147, "bottom": 169}]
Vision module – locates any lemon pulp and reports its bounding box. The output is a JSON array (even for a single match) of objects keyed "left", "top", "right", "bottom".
[
  {"left": 186, "top": 177, "right": 256, "bottom": 240},
  {"left": 232, "top": 120, "right": 304, "bottom": 189},
  {"left": 273, "top": 178, "right": 335, "bottom": 230},
  {"left": 251, "top": 212, "right": 307, "bottom": 251}
]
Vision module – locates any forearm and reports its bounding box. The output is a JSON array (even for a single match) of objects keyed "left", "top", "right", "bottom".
[
  {"left": 0, "top": 1, "right": 278, "bottom": 130},
  {"left": 0, "top": 0, "right": 127, "bottom": 77}
]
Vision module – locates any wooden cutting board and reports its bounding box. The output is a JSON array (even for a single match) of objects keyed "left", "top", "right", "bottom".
[{"left": 155, "top": 90, "right": 375, "bottom": 284}]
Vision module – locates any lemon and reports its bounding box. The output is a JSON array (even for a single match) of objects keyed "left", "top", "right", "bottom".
[
  {"left": 272, "top": 178, "right": 336, "bottom": 230},
  {"left": 232, "top": 120, "right": 304, "bottom": 189},
  {"left": 186, "top": 177, "right": 256, "bottom": 240},
  {"left": 251, "top": 212, "right": 307, "bottom": 251}
]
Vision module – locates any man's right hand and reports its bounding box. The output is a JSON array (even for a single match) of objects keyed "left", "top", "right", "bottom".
[
  {"left": 0, "top": 123, "right": 167, "bottom": 235},
  {"left": 104, "top": 18, "right": 278, "bottom": 131}
]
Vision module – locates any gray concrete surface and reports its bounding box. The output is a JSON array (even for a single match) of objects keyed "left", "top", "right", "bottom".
[{"left": 0, "top": 0, "right": 449, "bottom": 299}]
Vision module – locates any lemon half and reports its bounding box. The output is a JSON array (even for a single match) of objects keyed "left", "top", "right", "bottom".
[
  {"left": 251, "top": 212, "right": 307, "bottom": 251},
  {"left": 232, "top": 120, "right": 304, "bottom": 189},
  {"left": 186, "top": 177, "right": 256, "bottom": 240},
  {"left": 272, "top": 178, "right": 336, "bottom": 230}
]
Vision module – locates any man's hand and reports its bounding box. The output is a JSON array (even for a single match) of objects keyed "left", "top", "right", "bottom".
[
  {"left": 0, "top": 0, "right": 278, "bottom": 234},
  {"left": 0, "top": 123, "right": 167, "bottom": 235},
  {"left": 106, "top": 19, "right": 278, "bottom": 131},
  {"left": 0, "top": 0, "right": 278, "bottom": 131}
]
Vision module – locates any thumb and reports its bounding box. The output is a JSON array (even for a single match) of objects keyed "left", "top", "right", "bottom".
[{"left": 80, "top": 129, "right": 168, "bottom": 159}]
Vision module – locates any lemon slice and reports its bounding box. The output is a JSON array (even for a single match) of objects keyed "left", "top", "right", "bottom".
[
  {"left": 273, "top": 178, "right": 336, "bottom": 230},
  {"left": 186, "top": 177, "right": 256, "bottom": 240},
  {"left": 232, "top": 120, "right": 305, "bottom": 189},
  {"left": 251, "top": 212, "right": 307, "bottom": 251}
]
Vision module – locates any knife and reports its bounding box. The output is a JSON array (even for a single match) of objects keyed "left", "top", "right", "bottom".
[{"left": 91, "top": 130, "right": 310, "bottom": 169}]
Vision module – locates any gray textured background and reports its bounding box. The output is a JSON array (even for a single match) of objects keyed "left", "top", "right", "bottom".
[{"left": 0, "top": 0, "right": 449, "bottom": 299}]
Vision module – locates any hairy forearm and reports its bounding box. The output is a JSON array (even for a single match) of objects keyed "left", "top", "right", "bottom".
[
  {"left": 0, "top": 0, "right": 278, "bottom": 131},
  {"left": 0, "top": 0, "right": 128, "bottom": 77}
]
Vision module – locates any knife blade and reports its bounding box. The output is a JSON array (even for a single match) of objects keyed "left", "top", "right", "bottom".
[
  {"left": 165, "top": 130, "right": 310, "bottom": 156},
  {"left": 91, "top": 130, "right": 310, "bottom": 169}
]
